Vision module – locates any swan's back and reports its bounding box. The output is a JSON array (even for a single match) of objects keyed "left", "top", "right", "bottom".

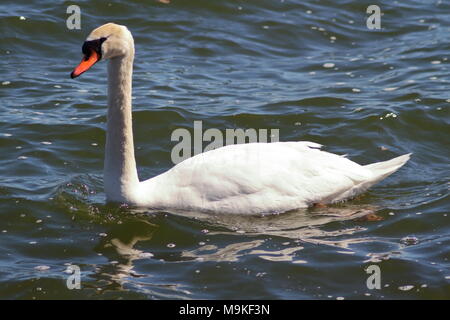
[{"left": 138, "top": 142, "right": 410, "bottom": 214}]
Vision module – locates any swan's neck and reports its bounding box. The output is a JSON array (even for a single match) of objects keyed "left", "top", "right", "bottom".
[{"left": 104, "top": 54, "right": 139, "bottom": 202}]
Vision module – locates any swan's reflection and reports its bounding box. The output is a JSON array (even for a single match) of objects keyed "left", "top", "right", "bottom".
[
  {"left": 90, "top": 203, "right": 382, "bottom": 294},
  {"left": 92, "top": 217, "right": 156, "bottom": 292},
  {"left": 179, "top": 205, "right": 379, "bottom": 262},
  {"left": 182, "top": 239, "right": 266, "bottom": 262}
]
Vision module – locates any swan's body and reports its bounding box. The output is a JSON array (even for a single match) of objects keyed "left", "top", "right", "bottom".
[{"left": 71, "top": 23, "right": 410, "bottom": 215}]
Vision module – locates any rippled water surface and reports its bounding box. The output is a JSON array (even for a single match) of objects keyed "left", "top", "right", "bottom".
[{"left": 0, "top": 0, "right": 449, "bottom": 299}]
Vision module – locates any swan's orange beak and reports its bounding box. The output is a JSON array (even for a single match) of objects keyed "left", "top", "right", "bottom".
[{"left": 71, "top": 50, "right": 99, "bottom": 79}]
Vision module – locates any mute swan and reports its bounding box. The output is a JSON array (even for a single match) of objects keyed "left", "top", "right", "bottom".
[{"left": 70, "top": 23, "right": 410, "bottom": 215}]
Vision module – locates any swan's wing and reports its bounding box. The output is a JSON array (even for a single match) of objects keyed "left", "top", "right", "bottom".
[{"left": 142, "top": 142, "right": 373, "bottom": 214}]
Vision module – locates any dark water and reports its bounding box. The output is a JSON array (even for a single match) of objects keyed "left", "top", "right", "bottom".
[{"left": 0, "top": 0, "right": 449, "bottom": 299}]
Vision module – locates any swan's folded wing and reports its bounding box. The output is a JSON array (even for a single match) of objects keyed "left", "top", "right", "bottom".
[{"left": 144, "top": 142, "right": 373, "bottom": 213}]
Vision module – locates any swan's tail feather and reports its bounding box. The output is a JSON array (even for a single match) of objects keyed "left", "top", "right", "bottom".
[
  {"left": 364, "top": 153, "right": 411, "bottom": 184},
  {"left": 321, "top": 153, "right": 411, "bottom": 205}
]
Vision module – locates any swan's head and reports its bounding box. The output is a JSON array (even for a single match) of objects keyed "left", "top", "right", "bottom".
[{"left": 70, "top": 23, "right": 134, "bottom": 79}]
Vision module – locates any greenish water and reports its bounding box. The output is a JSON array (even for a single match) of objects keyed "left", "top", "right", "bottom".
[{"left": 0, "top": 0, "right": 449, "bottom": 299}]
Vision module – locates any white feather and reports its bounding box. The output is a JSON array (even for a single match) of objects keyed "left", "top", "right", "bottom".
[{"left": 137, "top": 143, "right": 410, "bottom": 214}]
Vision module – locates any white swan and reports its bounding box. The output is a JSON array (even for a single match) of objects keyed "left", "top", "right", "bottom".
[{"left": 70, "top": 23, "right": 410, "bottom": 215}]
